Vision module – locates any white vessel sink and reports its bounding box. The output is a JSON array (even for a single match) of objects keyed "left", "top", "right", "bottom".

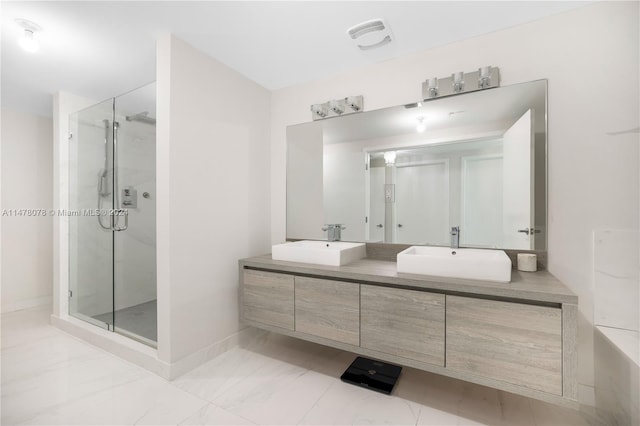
[
  {"left": 397, "top": 246, "right": 512, "bottom": 283},
  {"left": 272, "top": 240, "right": 366, "bottom": 266}
]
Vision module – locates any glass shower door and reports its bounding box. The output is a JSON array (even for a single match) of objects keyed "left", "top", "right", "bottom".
[
  {"left": 112, "top": 83, "right": 157, "bottom": 345},
  {"left": 68, "top": 83, "right": 157, "bottom": 347},
  {"left": 68, "top": 98, "right": 115, "bottom": 329}
]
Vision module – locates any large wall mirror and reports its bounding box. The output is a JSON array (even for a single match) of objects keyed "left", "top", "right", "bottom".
[{"left": 287, "top": 80, "right": 547, "bottom": 250}]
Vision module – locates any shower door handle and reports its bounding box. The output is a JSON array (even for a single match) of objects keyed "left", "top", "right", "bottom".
[{"left": 112, "top": 209, "right": 128, "bottom": 232}]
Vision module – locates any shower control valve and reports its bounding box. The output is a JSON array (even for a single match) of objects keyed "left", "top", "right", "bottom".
[{"left": 121, "top": 186, "right": 137, "bottom": 209}]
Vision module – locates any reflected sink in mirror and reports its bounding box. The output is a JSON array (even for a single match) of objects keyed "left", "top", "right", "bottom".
[
  {"left": 272, "top": 240, "right": 366, "bottom": 266},
  {"left": 397, "top": 246, "right": 512, "bottom": 283}
]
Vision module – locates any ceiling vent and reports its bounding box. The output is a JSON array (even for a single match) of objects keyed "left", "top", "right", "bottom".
[{"left": 346, "top": 19, "right": 392, "bottom": 51}]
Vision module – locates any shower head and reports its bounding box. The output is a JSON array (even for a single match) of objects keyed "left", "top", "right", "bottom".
[{"left": 125, "top": 111, "right": 156, "bottom": 125}]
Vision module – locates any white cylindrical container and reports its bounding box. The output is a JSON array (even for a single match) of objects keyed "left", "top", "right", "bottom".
[{"left": 517, "top": 253, "right": 537, "bottom": 272}]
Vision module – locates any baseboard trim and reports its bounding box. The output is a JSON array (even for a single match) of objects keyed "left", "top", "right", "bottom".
[
  {"left": 167, "top": 326, "right": 259, "bottom": 380},
  {"left": 50, "top": 314, "right": 251, "bottom": 380},
  {"left": 1, "top": 295, "right": 52, "bottom": 314},
  {"left": 579, "top": 383, "right": 596, "bottom": 407}
]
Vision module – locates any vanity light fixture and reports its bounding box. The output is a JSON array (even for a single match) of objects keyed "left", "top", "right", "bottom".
[
  {"left": 15, "top": 19, "right": 42, "bottom": 53},
  {"left": 416, "top": 116, "right": 426, "bottom": 133},
  {"left": 423, "top": 66, "right": 500, "bottom": 100},
  {"left": 329, "top": 99, "right": 345, "bottom": 115},
  {"left": 311, "top": 103, "right": 328, "bottom": 119},
  {"left": 383, "top": 151, "right": 397, "bottom": 166},
  {"left": 311, "top": 95, "right": 364, "bottom": 120},
  {"left": 346, "top": 96, "right": 363, "bottom": 112}
]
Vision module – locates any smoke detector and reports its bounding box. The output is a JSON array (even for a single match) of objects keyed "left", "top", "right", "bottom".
[{"left": 346, "top": 18, "right": 393, "bottom": 51}]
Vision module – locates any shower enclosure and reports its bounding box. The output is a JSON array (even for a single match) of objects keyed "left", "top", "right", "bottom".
[{"left": 68, "top": 83, "right": 157, "bottom": 346}]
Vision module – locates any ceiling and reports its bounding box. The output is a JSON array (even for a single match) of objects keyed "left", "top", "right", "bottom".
[{"left": 1, "top": 1, "right": 590, "bottom": 117}]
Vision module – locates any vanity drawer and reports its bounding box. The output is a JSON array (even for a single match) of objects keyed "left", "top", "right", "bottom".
[
  {"left": 242, "top": 269, "right": 294, "bottom": 330},
  {"left": 361, "top": 285, "right": 445, "bottom": 366},
  {"left": 446, "top": 295, "right": 562, "bottom": 395},
  {"left": 294, "top": 276, "right": 359, "bottom": 346}
]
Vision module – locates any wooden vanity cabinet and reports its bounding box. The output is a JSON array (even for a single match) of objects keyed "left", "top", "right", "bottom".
[
  {"left": 360, "top": 285, "right": 445, "bottom": 366},
  {"left": 242, "top": 269, "right": 294, "bottom": 330},
  {"left": 294, "top": 276, "right": 360, "bottom": 346},
  {"left": 446, "top": 295, "right": 563, "bottom": 395},
  {"left": 239, "top": 258, "right": 578, "bottom": 408}
]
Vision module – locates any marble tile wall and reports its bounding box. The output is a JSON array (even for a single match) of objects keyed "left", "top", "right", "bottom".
[
  {"left": 113, "top": 110, "right": 157, "bottom": 312},
  {"left": 594, "top": 229, "right": 639, "bottom": 332}
]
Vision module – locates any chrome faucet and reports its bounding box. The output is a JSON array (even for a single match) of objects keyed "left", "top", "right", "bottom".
[
  {"left": 450, "top": 226, "right": 460, "bottom": 249},
  {"left": 322, "top": 224, "right": 346, "bottom": 242}
]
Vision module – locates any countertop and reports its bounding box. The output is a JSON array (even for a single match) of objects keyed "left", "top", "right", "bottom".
[{"left": 239, "top": 254, "right": 578, "bottom": 305}]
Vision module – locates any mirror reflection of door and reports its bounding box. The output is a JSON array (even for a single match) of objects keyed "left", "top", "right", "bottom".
[
  {"left": 323, "top": 152, "right": 367, "bottom": 241},
  {"left": 368, "top": 166, "right": 385, "bottom": 242},
  {"left": 394, "top": 161, "right": 449, "bottom": 245},
  {"left": 461, "top": 154, "right": 503, "bottom": 247},
  {"left": 502, "top": 109, "right": 534, "bottom": 249}
]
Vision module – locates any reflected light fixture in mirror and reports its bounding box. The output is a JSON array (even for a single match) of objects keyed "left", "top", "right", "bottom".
[
  {"left": 383, "top": 151, "right": 397, "bottom": 166},
  {"left": 427, "top": 78, "right": 438, "bottom": 97},
  {"left": 479, "top": 66, "right": 491, "bottom": 88},
  {"left": 452, "top": 71, "right": 464, "bottom": 93}
]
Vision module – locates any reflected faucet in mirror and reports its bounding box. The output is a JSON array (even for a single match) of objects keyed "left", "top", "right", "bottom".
[
  {"left": 322, "top": 224, "right": 346, "bottom": 242},
  {"left": 451, "top": 226, "right": 460, "bottom": 249}
]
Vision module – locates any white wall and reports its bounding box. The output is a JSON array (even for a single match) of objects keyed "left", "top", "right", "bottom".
[
  {"left": 156, "top": 35, "right": 271, "bottom": 364},
  {"left": 1, "top": 109, "right": 53, "bottom": 312},
  {"left": 271, "top": 1, "right": 639, "bottom": 404}
]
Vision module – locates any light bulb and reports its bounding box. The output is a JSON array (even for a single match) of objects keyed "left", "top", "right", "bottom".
[
  {"left": 310, "top": 103, "right": 328, "bottom": 119},
  {"left": 416, "top": 117, "right": 426, "bottom": 133},
  {"left": 452, "top": 71, "right": 464, "bottom": 93},
  {"left": 329, "top": 99, "right": 344, "bottom": 115},
  {"left": 478, "top": 66, "right": 491, "bottom": 88},
  {"left": 383, "top": 151, "right": 396, "bottom": 166},
  {"left": 18, "top": 29, "right": 39, "bottom": 53}
]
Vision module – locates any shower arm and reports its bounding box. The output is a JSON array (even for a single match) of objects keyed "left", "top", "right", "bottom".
[{"left": 126, "top": 111, "right": 156, "bottom": 125}]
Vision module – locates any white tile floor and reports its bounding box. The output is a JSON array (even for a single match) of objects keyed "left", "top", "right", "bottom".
[{"left": 2, "top": 306, "right": 602, "bottom": 425}]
